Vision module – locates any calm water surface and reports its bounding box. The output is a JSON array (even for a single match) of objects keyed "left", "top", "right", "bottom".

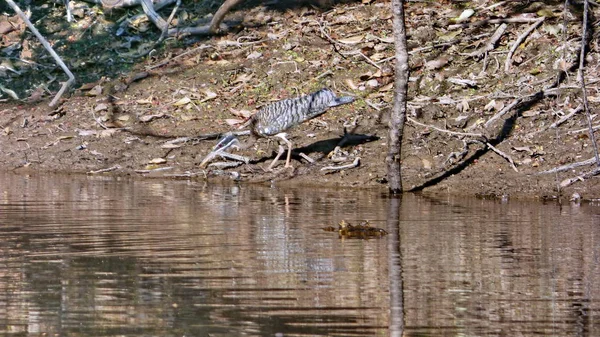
[{"left": 0, "top": 173, "right": 599, "bottom": 336}]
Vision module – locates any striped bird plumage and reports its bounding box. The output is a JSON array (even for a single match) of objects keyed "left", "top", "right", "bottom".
[{"left": 250, "top": 88, "right": 354, "bottom": 138}]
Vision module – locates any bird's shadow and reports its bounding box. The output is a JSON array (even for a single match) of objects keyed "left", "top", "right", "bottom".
[{"left": 251, "top": 133, "right": 380, "bottom": 165}]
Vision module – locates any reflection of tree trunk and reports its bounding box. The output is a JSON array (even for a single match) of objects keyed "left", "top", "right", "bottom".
[
  {"left": 386, "top": 0, "right": 408, "bottom": 193},
  {"left": 387, "top": 196, "right": 404, "bottom": 336}
]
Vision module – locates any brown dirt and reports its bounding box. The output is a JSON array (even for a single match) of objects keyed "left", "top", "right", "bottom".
[{"left": 2, "top": 0, "right": 600, "bottom": 201}]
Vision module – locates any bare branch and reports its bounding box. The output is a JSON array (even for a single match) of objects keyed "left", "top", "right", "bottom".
[
  {"left": 6, "top": 0, "right": 75, "bottom": 107},
  {"left": 505, "top": 17, "right": 545, "bottom": 72},
  {"left": 407, "top": 116, "right": 485, "bottom": 138},
  {"left": 448, "top": 17, "right": 542, "bottom": 30},
  {"left": 577, "top": 0, "right": 600, "bottom": 166},
  {"left": 209, "top": 0, "right": 245, "bottom": 33},
  {"left": 321, "top": 157, "right": 360, "bottom": 172}
]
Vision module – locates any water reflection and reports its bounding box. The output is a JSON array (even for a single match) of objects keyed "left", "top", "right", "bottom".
[{"left": 0, "top": 172, "right": 599, "bottom": 336}]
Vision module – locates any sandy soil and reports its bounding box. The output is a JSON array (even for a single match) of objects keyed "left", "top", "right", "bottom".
[{"left": 2, "top": 0, "right": 600, "bottom": 201}]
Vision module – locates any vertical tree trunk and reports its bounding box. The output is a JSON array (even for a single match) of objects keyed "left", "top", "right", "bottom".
[{"left": 386, "top": 0, "right": 409, "bottom": 194}]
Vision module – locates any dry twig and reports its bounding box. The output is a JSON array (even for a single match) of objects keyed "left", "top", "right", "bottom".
[
  {"left": 577, "top": 0, "right": 600, "bottom": 166},
  {"left": 485, "top": 142, "right": 518, "bottom": 172},
  {"left": 464, "top": 23, "right": 507, "bottom": 58},
  {"left": 407, "top": 116, "right": 485, "bottom": 138},
  {"left": 6, "top": 0, "right": 75, "bottom": 107},
  {"left": 321, "top": 157, "right": 360, "bottom": 172},
  {"left": 560, "top": 166, "right": 600, "bottom": 187},
  {"left": 537, "top": 157, "right": 597, "bottom": 175},
  {"left": 448, "top": 17, "right": 542, "bottom": 30},
  {"left": 504, "top": 17, "right": 545, "bottom": 72}
]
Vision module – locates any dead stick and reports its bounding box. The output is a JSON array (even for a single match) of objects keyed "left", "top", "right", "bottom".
[
  {"left": 527, "top": 105, "right": 583, "bottom": 136},
  {"left": 147, "top": 44, "right": 214, "bottom": 70},
  {"left": 505, "top": 17, "right": 545, "bottom": 72},
  {"left": 209, "top": 0, "right": 245, "bottom": 33},
  {"left": 483, "top": 97, "right": 522, "bottom": 128},
  {"left": 407, "top": 116, "right": 485, "bottom": 138},
  {"left": 88, "top": 165, "right": 121, "bottom": 174},
  {"left": 321, "top": 157, "right": 360, "bottom": 172},
  {"left": 464, "top": 23, "right": 507, "bottom": 58},
  {"left": 485, "top": 142, "right": 518, "bottom": 172},
  {"left": 560, "top": 166, "right": 600, "bottom": 187},
  {"left": 538, "top": 157, "right": 596, "bottom": 175},
  {"left": 448, "top": 17, "right": 542, "bottom": 30},
  {"left": 577, "top": 0, "right": 600, "bottom": 166},
  {"left": 6, "top": 0, "right": 75, "bottom": 107}
]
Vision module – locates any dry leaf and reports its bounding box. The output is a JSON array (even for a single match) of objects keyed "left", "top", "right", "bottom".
[
  {"left": 424, "top": 56, "right": 449, "bottom": 70},
  {"left": 139, "top": 113, "right": 165, "bottom": 123},
  {"left": 229, "top": 108, "right": 253, "bottom": 118},
  {"left": 78, "top": 130, "right": 97, "bottom": 137},
  {"left": 484, "top": 100, "right": 497, "bottom": 111},
  {"left": 86, "top": 85, "right": 103, "bottom": 96},
  {"left": 345, "top": 79, "right": 359, "bottom": 90},
  {"left": 233, "top": 73, "right": 253, "bottom": 84},
  {"left": 136, "top": 97, "right": 154, "bottom": 104},
  {"left": 200, "top": 90, "right": 218, "bottom": 103},
  {"left": 99, "top": 129, "right": 118, "bottom": 138},
  {"left": 338, "top": 34, "right": 364, "bottom": 45},
  {"left": 224, "top": 118, "right": 244, "bottom": 126},
  {"left": 379, "top": 82, "right": 393, "bottom": 92},
  {"left": 173, "top": 97, "right": 191, "bottom": 106},
  {"left": 247, "top": 51, "right": 262, "bottom": 59},
  {"left": 161, "top": 143, "right": 182, "bottom": 149},
  {"left": 94, "top": 103, "right": 108, "bottom": 112},
  {"left": 374, "top": 35, "right": 394, "bottom": 43},
  {"left": 149, "top": 158, "right": 167, "bottom": 164}
]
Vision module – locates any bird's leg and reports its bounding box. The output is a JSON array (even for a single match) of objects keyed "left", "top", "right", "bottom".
[
  {"left": 268, "top": 144, "right": 287, "bottom": 171},
  {"left": 275, "top": 133, "right": 294, "bottom": 168}
]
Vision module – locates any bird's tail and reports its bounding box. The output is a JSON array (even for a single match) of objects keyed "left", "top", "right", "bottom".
[{"left": 328, "top": 95, "right": 355, "bottom": 107}]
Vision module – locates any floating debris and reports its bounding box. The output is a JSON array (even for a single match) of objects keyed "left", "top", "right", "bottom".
[{"left": 323, "top": 220, "right": 387, "bottom": 239}]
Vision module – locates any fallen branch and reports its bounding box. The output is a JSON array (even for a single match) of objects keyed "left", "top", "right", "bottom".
[
  {"left": 341, "top": 50, "right": 382, "bottom": 70},
  {"left": 140, "top": 0, "right": 168, "bottom": 31},
  {"left": 566, "top": 123, "right": 600, "bottom": 134},
  {"left": 560, "top": 166, "right": 600, "bottom": 187},
  {"left": 88, "top": 165, "right": 121, "bottom": 174},
  {"left": 483, "top": 97, "right": 523, "bottom": 128},
  {"left": 161, "top": 130, "right": 251, "bottom": 147},
  {"left": 135, "top": 166, "right": 174, "bottom": 174},
  {"left": 321, "top": 157, "right": 360, "bottom": 172},
  {"left": 485, "top": 142, "right": 518, "bottom": 172},
  {"left": 6, "top": 0, "right": 75, "bottom": 107},
  {"left": 527, "top": 105, "right": 583, "bottom": 137},
  {"left": 448, "top": 17, "right": 542, "bottom": 30},
  {"left": 577, "top": 0, "right": 600, "bottom": 167},
  {"left": 407, "top": 116, "right": 485, "bottom": 138},
  {"left": 209, "top": 0, "right": 245, "bottom": 33},
  {"left": 537, "top": 157, "right": 596, "bottom": 175},
  {"left": 464, "top": 23, "right": 507, "bottom": 58},
  {"left": 146, "top": 44, "right": 214, "bottom": 70},
  {"left": 505, "top": 17, "right": 545, "bottom": 72}
]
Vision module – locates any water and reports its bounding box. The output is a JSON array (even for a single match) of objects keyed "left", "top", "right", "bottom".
[{"left": 0, "top": 173, "right": 599, "bottom": 336}]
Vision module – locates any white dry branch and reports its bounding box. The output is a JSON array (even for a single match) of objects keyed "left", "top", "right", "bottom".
[
  {"left": 576, "top": 0, "right": 600, "bottom": 167},
  {"left": 504, "top": 17, "right": 545, "bottom": 72},
  {"left": 407, "top": 116, "right": 485, "bottom": 138},
  {"left": 448, "top": 17, "right": 543, "bottom": 30},
  {"left": 537, "top": 157, "right": 597, "bottom": 175},
  {"left": 321, "top": 157, "right": 360, "bottom": 173},
  {"left": 6, "top": 0, "right": 75, "bottom": 107},
  {"left": 463, "top": 23, "right": 507, "bottom": 58}
]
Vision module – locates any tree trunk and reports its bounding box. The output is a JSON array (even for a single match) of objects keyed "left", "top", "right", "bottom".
[{"left": 386, "top": 0, "right": 409, "bottom": 194}]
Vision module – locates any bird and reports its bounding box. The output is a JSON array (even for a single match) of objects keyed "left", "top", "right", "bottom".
[{"left": 249, "top": 88, "right": 355, "bottom": 170}]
